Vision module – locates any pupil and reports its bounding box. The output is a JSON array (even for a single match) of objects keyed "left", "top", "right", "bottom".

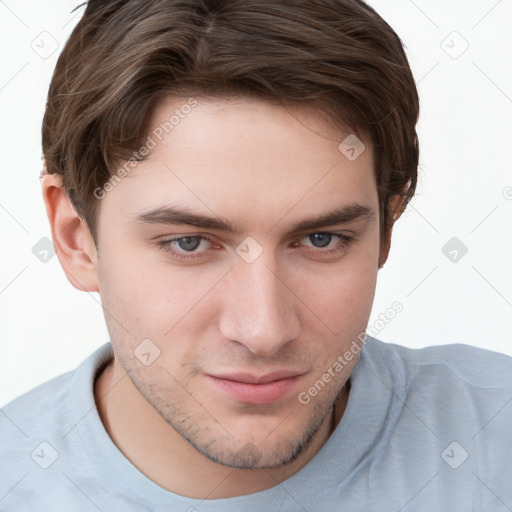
[
  {"left": 178, "top": 237, "right": 201, "bottom": 251},
  {"left": 310, "top": 233, "right": 331, "bottom": 248}
]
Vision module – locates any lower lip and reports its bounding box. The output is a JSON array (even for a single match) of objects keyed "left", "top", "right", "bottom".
[{"left": 207, "top": 375, "right": 303, "bottom": 405}]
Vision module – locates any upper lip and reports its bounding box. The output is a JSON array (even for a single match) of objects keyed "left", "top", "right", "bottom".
[{"left": 209, "top": 370, "right": 304, "bottom": 384}]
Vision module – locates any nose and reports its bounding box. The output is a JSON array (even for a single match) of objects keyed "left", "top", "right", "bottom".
[{"left": 218, "top": 254, "right": 300, "bottom": 357}]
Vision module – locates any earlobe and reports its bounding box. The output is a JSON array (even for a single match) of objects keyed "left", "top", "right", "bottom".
[{"left": 41, "top": 173, "right": 99, "bottom": 292}]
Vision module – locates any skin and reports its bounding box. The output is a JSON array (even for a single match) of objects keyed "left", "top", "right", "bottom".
[{"left": 41, "top": 96, "right": 403, "bottom": 499}]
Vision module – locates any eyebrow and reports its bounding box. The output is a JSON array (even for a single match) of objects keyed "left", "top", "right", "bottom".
[{"left": 133, "top": 202, "right": 375, "bottom": 234}]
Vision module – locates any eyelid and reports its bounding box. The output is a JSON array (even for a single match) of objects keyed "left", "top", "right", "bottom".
[
  {"left": 156, "top": 231, "right": 355, "bottom": 261},
  {"left": 156, "top": 231, "right": 353, "bottom": 245},
  {"left": 293, "top": 227, "right": 357, "bottom": 239}
]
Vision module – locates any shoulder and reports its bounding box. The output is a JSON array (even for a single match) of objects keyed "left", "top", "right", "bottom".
[
  {"left": 363, "top": 336, "right": 512, "bottom": 456},
  {"left": 365, "top": 336, "right": 512, "bottom": 390},
  {"left": 1, "top": 370, "right": 74, "bottom": 439},
  {"left": 359, "top": 337, "right": 512, "bottom": 507},
  {"left": 0, "top": 370, "right": 76, "bottom": 506},
  {"left": 0, "top": 343, "right": 113, "bottom": 506},
  {"left": 1, "top": 343, "right": 113, "bottom": 438}
]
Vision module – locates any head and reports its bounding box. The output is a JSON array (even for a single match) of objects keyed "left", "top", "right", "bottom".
[{"left": 41, "top": 0, "right": 419, "bottom": 469}]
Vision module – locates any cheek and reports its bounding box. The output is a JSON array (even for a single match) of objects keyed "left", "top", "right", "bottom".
[
  {"left": 291, "top": 253, "right": 378, "bottom": 337},
  {"left": 98, "top": 245, "right": 224, "bottom": 337}
]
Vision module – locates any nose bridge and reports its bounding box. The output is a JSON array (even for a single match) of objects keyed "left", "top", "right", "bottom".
[{"left": 219, "top": 252, "right": 300, "bottom": 357}]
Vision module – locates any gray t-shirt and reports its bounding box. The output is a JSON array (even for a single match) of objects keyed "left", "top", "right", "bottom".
[{"left": 1, "top": 336, "right": 512, "bottom": 511}]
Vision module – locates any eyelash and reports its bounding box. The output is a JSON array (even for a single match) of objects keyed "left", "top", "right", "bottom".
[{"left": 156, "top": 233, "right": 355, "bottom": 261}]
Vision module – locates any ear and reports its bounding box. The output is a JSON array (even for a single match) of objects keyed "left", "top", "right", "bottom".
[
  {"left": 41, "top": 173, "right": 99, "bottom": 292},
  {"left": 378, "top": 194, "right": 407, "bottom": 269}
]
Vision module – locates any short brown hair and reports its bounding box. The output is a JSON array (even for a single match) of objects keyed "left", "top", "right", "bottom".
[{"left": 42, "top": 0, "right": 419, "bottom": 245}]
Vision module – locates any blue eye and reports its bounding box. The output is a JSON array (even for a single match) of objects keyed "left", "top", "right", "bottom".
[
  {"left": 307, "top": 233, "right": 335, "bottom": 248},
  {"left": 158, "top": 235, "right": 212, "bottom": 260},
  {"left": 172, "top": 236, "right": 204, "bottom": 252},
  {"left": 157, "top": 232, "right": 355, "bottom": 261},
  {"left": 296, "top": 233, "right": 355, "bottom": 255}
]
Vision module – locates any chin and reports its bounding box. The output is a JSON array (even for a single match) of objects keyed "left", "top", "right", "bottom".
[
  {"left": 198, "top": 437, "right": 303, "bottom": 470},
  {"left": 186, "top": 408, "right": 329, "bottom": 470}
]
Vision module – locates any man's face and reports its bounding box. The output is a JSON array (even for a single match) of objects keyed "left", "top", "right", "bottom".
[{"left": 94, "top": 96, "right": 382, "bottom": 469}]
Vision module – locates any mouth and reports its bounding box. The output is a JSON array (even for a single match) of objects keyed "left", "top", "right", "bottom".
[{"left": 206, "top": 371, "right": 305, "bottom": 405}]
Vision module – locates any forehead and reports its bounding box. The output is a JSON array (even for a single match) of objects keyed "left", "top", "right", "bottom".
[
  {"left": 100, "top": 96, "right": 377, "bottom": 231},
  {"left": 146, "top": 94, "right": 367, "bottom": 154}
]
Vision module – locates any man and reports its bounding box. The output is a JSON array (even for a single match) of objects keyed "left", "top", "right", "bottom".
[{"left": 1, "top": 0, "right": 511, "bottom": 510}]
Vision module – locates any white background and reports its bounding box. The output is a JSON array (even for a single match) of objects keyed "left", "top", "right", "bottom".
[{"left": 1, "top": 0, "right": 511, "bottom": 407}]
